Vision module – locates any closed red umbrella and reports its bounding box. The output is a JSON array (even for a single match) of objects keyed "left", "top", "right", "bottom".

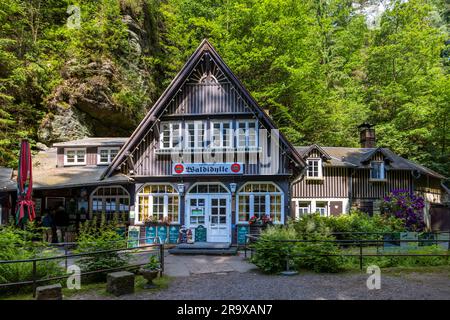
[{"left": 15, "top": 139, "right": 36, "bottom": 225}]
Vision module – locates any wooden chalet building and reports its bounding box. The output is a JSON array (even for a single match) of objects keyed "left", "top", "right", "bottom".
[
  {"left": 292, "top": 123, "right": 448, "bottom": 228},
  {"left": 0, "top": 40, "right": 448, "bottom": 242}
]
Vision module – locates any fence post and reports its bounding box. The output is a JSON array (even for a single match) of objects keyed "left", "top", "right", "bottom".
[
  {"left": 32, "top": 260, "right": 37, "bottom": 298},
  {"left": 159, "top": 243, "right": 164, "bottom": 277},
  {"left": 64, "top": 244, "right": 68, "bottom": 270},
  {"left": 359, "top": 240, "right": 363, "bottom": 271}
]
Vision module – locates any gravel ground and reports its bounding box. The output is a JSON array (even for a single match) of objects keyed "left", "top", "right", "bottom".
[{"left": 69, "top": 268, "right": 450, "bottom": 300}]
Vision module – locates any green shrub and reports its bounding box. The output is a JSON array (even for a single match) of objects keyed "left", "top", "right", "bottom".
[
  {"left": 250, "top": 225, "right": 298, "bottom": 273},
  {"left": 75, "top": 215, "right": 129, "bottom": 283},
  {"left": 251, "top": 223, "right": 345, "bottom": 273},
  {"left": 0, "top": 223, "right": 63, "bottom": 295}
]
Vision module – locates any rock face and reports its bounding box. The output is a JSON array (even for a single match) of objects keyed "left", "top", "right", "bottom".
[
  {"left": 37, "top": 2, "right": 159, "bottom": 146},
  {"left": 106, "top": 271, "right": 135, "bottom": 296}
]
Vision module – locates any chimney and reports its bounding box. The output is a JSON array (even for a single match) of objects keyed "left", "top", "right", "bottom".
[{"left": 358, "top": 122, "right": 376, "bottom": 148}]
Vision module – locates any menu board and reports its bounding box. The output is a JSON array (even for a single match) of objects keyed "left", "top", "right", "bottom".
[
  {"left": 169, "top": 225, "right": 180, "bottom": 244},
  {"left": 237, "top": 225, "right": 249, "bottom": 245},
  {"left": 195, "top": 225, "right": 207, "bottom": 242},
  {"left": 127, "top": 226, "right": 140, "bottom": 248},
  {"left": 157, "top": 226, "right": 168, "bottom": 243},
  {"left": 116, "top": 227, "right": 126, "bottom": 238},
  {"left": 145, "top": 226, "right": 157, "bottom": 244}
]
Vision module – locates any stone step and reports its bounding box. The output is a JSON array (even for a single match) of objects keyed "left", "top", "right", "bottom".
[
  {"left": 168, "top": 247, "right": 238, "bottom": 256},
  {"left": 176, "top": 242, "right": 231, "bottom": 250}
]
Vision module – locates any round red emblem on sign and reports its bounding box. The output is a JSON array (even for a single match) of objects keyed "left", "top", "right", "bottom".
[
  {"left": 231, "top": 163, "right": 241, "bottom": 173},
  {"left": 174, "top": 164, "right": 184, "bottom": 174}
]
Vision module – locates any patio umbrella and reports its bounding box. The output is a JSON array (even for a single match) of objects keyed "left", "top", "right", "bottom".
[{"left": 15, "top": 139, "right": 36, "bottom": 225}]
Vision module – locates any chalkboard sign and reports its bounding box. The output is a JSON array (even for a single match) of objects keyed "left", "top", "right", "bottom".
[
  {"left": 127, "top": 226, "right": 140, "bottom": 248},
  {"left": 145, "top": 226, "right": 157, "bottom": 244},
  {"left": 169, "top": 225, "right": 180, "bottom": 244},
  {"left": 157, "top": 226, "right": 168, "bottom": 243},
  {"left": 116, "top": 227, "right": 126, "bottom": 238},
  {"left": 237, "top": 225, "right": 249, "bottom": 245},
  {"left": 195, "top": 225, "right": 207, "bottom": 242},
  {"left": 400, "top": 232, "right": 418, "bottom": 251}
]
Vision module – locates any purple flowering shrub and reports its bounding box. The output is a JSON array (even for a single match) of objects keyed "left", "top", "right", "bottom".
[{"left": 381, "top": 189, "right": 426, "bottom": 231}]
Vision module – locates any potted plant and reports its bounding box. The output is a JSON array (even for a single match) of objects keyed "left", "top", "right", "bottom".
[{"left": 139, "top": 255, "right": 161, "bottom": 288}]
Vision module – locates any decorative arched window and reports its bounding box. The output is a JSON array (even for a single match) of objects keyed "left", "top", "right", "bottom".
[
  {"left": 188, "top": 183, "right": 229, "bottom": 194},
  {"left": 90, "top": 186, "right": 130, "bottom": 220},
  {"left": 236, "top": 183, "right": 284, "bottom": 223},
  {"left": 136, "top": 184, "right": 179, "bottom": 224}
]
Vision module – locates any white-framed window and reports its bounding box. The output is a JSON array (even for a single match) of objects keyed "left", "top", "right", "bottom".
[
  {"left": 136, "top": 184, "right": 180, "bottom": 224},
  {"left": 315, "top": 201, "right": 328, "bottom": 216},
  {"left": 298, "top": 201, "right": 311, "bottom": 217},
  {"left": 236, "top": 120, "right": 258, "bottom": 148},
  {"left": 160, "top": 122, "right": 182, "bottom": 149},
  {"left": 90, "top": 186, "right": 130, "bottom": 221},
  {"left": 97, "top": 147, "right": 119, "bottom": 165},
  {"left": 370, "top": 161, "right": 385, "bottom": 180},
  {"left": 210, "top": 121, "right": 233, "bottom": 148},
  {"left": 185, "top": 121, "right": 205, "bottom": 149},
  {"left": 236, "top": 182, "right": 284, "bottom": 224},
  {"left": 306, "top": 158, "right": 322, "bottom": 178},
  {"left": 64, "top": 148, "right": 86, "bottom": 165}
]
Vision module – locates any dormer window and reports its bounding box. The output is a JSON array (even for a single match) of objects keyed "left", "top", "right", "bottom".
[
  {"left": 370, "top": 161, "right": 386, "bottom": 180},
  {"left": 306, "top": 158, "right": 322, "bottom": 179},
  {"left": 98, "top": 147, "right": 119, "bottom": 165},
  {"left": 64, "top": 148, "right": 86, "bottom": 166}
]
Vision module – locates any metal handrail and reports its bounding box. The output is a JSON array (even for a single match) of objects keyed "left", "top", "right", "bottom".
[
  {"left": 243, "top": 233, "right": 450, "bottom": 271},
  {"left": 0, "top": 240, "right": 165, "bottom": 298}
]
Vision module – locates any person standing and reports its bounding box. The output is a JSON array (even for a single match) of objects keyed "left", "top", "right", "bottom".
[
  {"left": 41, "top": 211, "right": 54, "bottom": 243},
  {"left": 54, "top": 205, "right": 68, "bottom": 243}
]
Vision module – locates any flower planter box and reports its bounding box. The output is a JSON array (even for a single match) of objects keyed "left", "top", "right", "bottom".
[{"left": 249, "top": 224, "right": 267, "bottom": 236}]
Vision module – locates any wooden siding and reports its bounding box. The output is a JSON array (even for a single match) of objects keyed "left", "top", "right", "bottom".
[
  {"left": 86, "top": 147, "right": 97, "bottom": 165},
  {"left": 305, "top": 149, "right": 321, "bottom": 158},
  {"left": 166, "top": 84, "right": 252, "bottom": 115},
  {"left": 292, "top": 167, "right": 349, "bottom": 198},
  {"left": 122, "top": 123, "right": 293, "bottom": 176},
  {"left": 352, "top": 169, "right": 413, "bottom": 199}
]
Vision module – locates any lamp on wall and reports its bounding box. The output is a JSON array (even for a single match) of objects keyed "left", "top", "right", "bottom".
[
  {"left": 229, "top": 183, "right": 237, "bottom": 194},
  {"left": 177, "top": 184, "right": 185, "bottom": 196}
]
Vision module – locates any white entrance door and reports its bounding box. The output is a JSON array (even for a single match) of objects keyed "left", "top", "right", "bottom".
[
  {"left": 186, "top": 195, "right": 230, "bottom": 243},
  {"left": 207, "top": 196, "right": 230, "bottom": 243}
]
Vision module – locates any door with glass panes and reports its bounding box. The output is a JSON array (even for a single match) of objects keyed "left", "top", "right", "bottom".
[{"left": 187, "top": 195, "right": 230, "bottom": 243}]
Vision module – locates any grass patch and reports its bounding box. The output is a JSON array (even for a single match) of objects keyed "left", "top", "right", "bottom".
[{"left": 0, "top": 274, "right": 172, "bottom": 300}]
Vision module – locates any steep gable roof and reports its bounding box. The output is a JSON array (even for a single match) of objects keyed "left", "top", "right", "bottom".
[
  {"left": 295, "top": 146, "right": 446, "bottom": 179},
  {"left": 359, "top": 147, "right": 394, "bottom": 163},
  {"left": 101, "top": 39, "right": 305, "bottom": 179},
  {"left": 298, "top": 144, "right": 332, "bottom": 160}
]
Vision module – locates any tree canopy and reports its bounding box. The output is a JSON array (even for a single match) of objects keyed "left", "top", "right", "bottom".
[{"left": 0, "top": 0, "right": 448, "bottom": 176}]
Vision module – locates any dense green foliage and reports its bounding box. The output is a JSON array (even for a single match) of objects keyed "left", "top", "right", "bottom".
[
  {"left": 75, "top": 215, "right": 128, "bottom": 283},
  {"left": 250, "top": 212, "right": 448, "bottom": 274},
  {"left": 0, "top": 223, "right": 63, "bottom": 295},
  {"left": 0, "top": 0, "right": 448, "bottom": 176}
]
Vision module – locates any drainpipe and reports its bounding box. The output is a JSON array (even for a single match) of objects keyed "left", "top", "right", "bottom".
[{"left": 348, "top": 168, "right": 355, "bottom": 213}]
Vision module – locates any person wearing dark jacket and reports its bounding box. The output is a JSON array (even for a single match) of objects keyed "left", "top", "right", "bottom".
[
  {"left": 41, "top": 211, "right": 54, "bottom": 243},
  {"left": 54, "top": 206, "right": 69, "bottom": 243}
]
